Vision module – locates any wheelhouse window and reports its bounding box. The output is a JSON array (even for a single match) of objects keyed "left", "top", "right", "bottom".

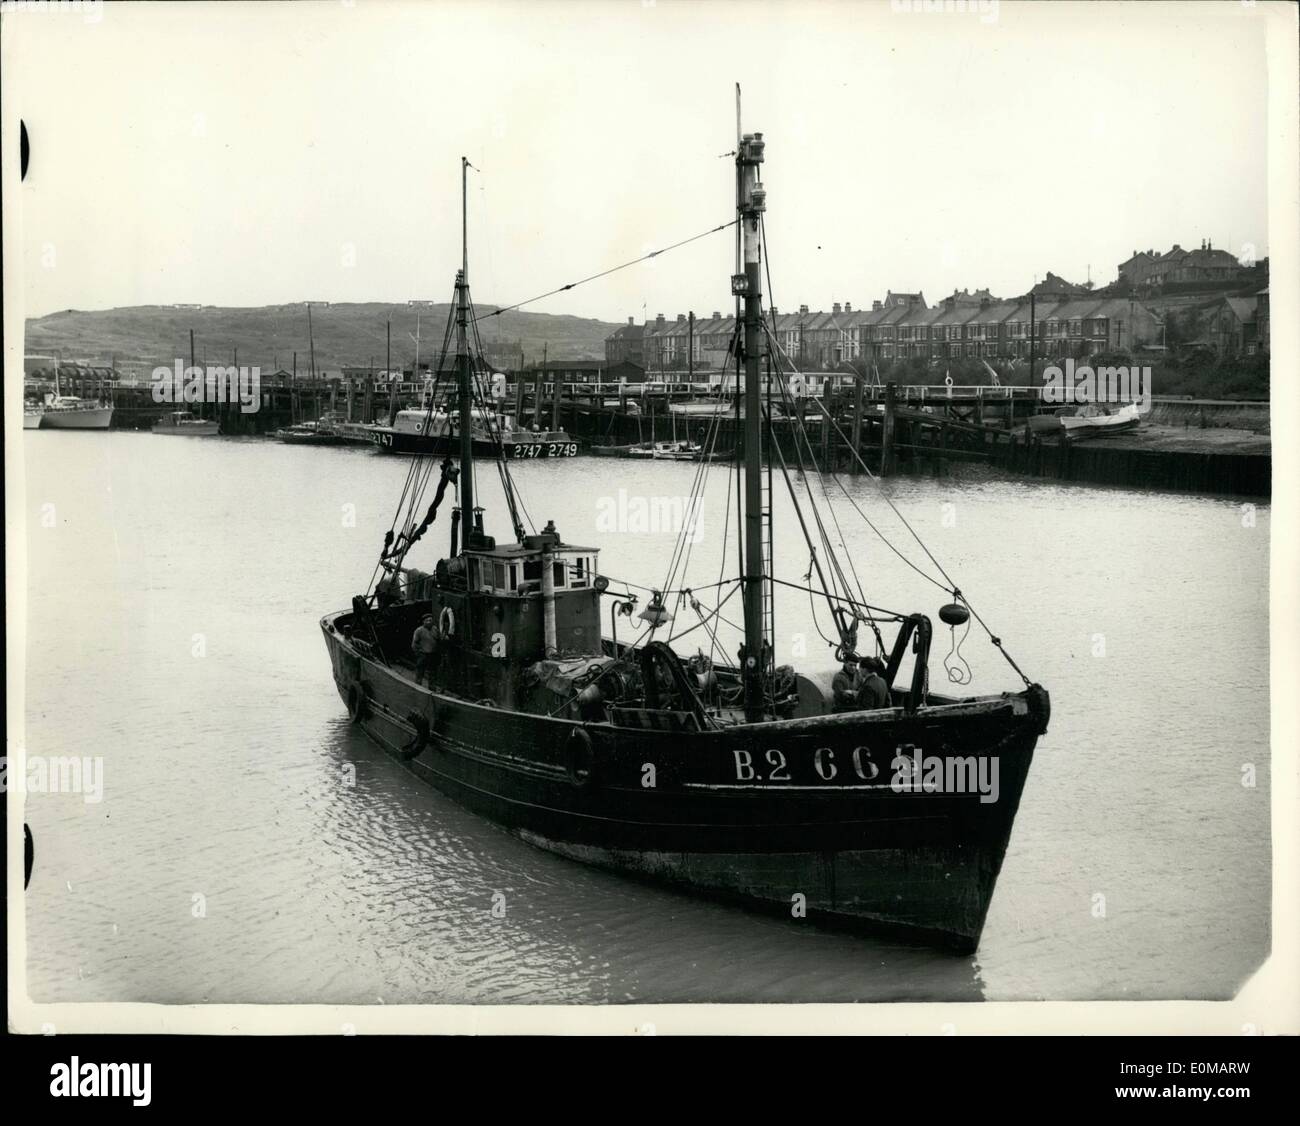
[{"left": 571, "top": 557, "right": 590, "bottom": 588}]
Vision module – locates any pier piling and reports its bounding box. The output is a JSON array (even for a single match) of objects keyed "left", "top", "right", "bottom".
[{"left": 881, "top": 382, "right": 897, "bottom": 477}]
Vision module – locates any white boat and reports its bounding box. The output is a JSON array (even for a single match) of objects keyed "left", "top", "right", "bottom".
[
  {"left": 152, "top": 410, "right": 219, "bottom": 437},
  {"left": 1058, "top": 402, "right": 1142, "bottom": 439},
  {"left": 626, "top": 440, "right": 704, "bottom": 461},
  {"left": 23, "top": 405, "right": 44, "bottom": 430},
  {"left": 40, "top": 396, "right": 114, "bottom": 429},
  {"left": 275, "top": 417, "right": 349, "bottom": 445}
]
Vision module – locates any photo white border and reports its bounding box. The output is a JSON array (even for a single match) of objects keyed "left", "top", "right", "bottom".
[{"left": 5, "top": 0, "right": 1297, "bottom": 1036}]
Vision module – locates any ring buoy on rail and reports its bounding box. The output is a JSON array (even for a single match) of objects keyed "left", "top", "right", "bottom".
[
  {"left": 565, "top": 726, "right": 597, "bottom": 789},
  {"left": 346, "top": 680, "right": 372, "bottom": 724},
  {"left": 439, "top": 606, "right": 455, "bottom": 639}
]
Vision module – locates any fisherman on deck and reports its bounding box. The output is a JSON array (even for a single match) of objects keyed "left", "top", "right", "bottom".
[
  {"left": 857, "top": 656, "right": 890, "bottom": 710},
  {"left": 411, "top": 613, "right": 440, "bottom": 686},
  {"left": 831, "top": 659, "right": 864, "bottom": 712}
]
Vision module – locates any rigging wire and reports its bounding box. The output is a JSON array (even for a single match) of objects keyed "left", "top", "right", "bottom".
[
  {"left": 473, "top": 219, "right": 739, "bottom": 323},
  {"left": 761, "top": 314, "right": 1034, "bottom": 686}
]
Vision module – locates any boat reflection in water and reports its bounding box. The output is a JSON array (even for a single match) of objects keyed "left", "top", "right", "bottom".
[{"left": 321, "top": 116, "right": 1049, "bottom": 955}]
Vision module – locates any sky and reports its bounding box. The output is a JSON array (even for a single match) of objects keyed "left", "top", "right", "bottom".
[{"left": 4, "top": 0, "right": 1275, "bottom": 323}]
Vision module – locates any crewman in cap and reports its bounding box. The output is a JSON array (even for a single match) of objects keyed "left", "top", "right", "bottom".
[
  {"left": 857, "top": 655, "right": 890, "bottom": 710},
  {"left": 411, "top": 613, "right": 440, "bottom": 687},
  {"left": 831, "top": 658, "right": 864, "bottom": 712}
]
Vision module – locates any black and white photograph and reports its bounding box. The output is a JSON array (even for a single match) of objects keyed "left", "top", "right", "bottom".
[{"left": 4, "top": 0, "right": 1297, "bottom": 1055}]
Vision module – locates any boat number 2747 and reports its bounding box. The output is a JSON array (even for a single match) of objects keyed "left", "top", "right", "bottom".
[{"left": 511, "top": 442, "right": 578, "bottom": 458}]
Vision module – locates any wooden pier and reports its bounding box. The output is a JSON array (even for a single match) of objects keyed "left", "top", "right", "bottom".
[{"left": 25, "top": 370, "right": 1268, "bottom": 495}]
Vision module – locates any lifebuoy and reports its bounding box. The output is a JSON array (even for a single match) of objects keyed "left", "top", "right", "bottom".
[
  {"left": 565, "top": 726, "right": 597, "bottom": 789},
  {"left": 439, "top": 606, "right": 455, "bottom": 639},
  {"left": 346, "top": 681, "right": 371, "bottom": 724}
]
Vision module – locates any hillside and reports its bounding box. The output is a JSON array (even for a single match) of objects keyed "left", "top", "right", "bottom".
[{"left": 24, "top": 302, "right": 620, "bottom": 374}]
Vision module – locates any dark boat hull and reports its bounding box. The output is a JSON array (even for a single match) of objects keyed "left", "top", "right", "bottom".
[
  {"left": 370, "top": 429, "right": 579, "bottom": 458},
  {"left": 321, "top": 614, "right": 1044, "bottom": 952}
]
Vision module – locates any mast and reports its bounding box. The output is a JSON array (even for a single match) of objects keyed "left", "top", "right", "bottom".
[
  {"left": 1028, "top": 290, "right": 1036, "bottom": 385},
  {"left": 412, "top": 312, "right": 421, "bottom": 385},
  {"left": 736, "top": 100, "right": 767, "bottom": 721},
  {"left": 307, "top": 300, "right": 317, "bottom": 413},
  {"left": 457, "top": 156, "right": 474, "bottom": 550},
  {"left": 386, "top": 317, "right": 398, "bottom": 425}
]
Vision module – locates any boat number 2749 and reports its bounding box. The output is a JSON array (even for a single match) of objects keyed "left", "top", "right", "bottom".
[{"left": 511, "top": 442, "right": 578, "bottom": 458}]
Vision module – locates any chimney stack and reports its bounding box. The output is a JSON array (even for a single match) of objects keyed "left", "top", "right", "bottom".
[
  {"left": 799, "top": 304, "right": 809, "bottom": 315},
  {"left": 655, "top": 313, "right": 665, "bottom": 325},
  {"left": 872, "top": 300, "right": 882, "bottom": 311},
  {"left": 832, "top": 302, "right": 842, "bottom": 314},
  {"left": 844, "top": 302, "right": 852, "bottom": 313},
  {"left": 676, "top": 313, "right": 685, "bottom": 323},
  {"left": 712, "top": 311, "right": 721, "bottom": 319},
  {"left": 627, "top": 316, "right": 634, "bottom": 325}
]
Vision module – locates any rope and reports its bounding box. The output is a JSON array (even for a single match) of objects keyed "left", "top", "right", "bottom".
[{"left": 474, "top": 219, "right": 738, "bottom": 323}]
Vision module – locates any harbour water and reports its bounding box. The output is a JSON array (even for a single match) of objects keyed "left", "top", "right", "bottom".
[{"left": 19, "top": 431, "right": 1270, "bottom": 1004}]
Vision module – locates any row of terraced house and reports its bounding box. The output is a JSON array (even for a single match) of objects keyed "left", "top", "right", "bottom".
[
  {"left": 606, "top": 283, "right": 1163, "bottom": 372},
  {"left": 605, "top": 239, "right": 1270, "bottom": 372}
]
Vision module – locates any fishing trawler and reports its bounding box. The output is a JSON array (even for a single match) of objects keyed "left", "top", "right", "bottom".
[
  {"left": 370, "top": 400, "right": 578, "bottom": 459},
  {"left": 320, "top": 115, "right": 1049, "bottom": 953}
]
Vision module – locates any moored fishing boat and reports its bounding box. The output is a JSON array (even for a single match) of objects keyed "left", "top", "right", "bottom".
[
  {"left": 320, "top": 114, "right": 1049, "bottom": 953},
  {"left": 591, "top": 439, "right": 708, "bottom": 460},
  {"left": 370, "top": 401, "right": 578, "bottom": 459},
  {"left": 152, "top": 410, "right": 219, "bottom": 437},
  {"left": 275, "top": 413, "right": 351, "bottom": 445}
]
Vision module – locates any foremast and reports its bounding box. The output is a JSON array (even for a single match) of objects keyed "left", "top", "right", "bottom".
[
  {"left": 736, "top": 124, "right": 767, "bottom": 721},
  {"left": 456, "top": 155, "right": 476, "bottom": 554}
]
